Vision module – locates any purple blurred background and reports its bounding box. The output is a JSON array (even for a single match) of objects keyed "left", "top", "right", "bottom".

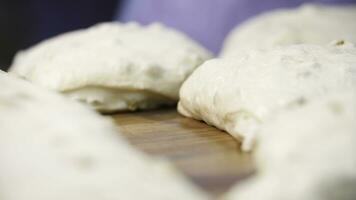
[
  {"left": 1, "top": 0, "right": 355, "bottom": 70},
  {"left": 118, "top": 0, "right": 356, "bottom": 54}
]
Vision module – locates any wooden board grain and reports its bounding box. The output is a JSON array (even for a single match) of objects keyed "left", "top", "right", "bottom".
[{"left": 111, "top": 109, "right": 255, "bottom": 196}]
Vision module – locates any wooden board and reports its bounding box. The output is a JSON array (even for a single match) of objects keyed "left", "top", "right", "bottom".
[{"left": 111, "top": 109, "right": 255, "bottom": 196}]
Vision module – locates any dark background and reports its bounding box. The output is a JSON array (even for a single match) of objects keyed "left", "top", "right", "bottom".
[{"left": 0, "top": 0, "right": 120, "bottom": 70}]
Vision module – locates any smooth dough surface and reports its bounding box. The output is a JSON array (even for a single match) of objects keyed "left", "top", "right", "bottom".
[
  {"left": 9, "top": 22, "right": 211, "bottom": 112},
  {"left": 225, "top": 91, "right": 356, "bottom": 200},
  {"left": 221, "top": 4, "right": 356, "bottom": 57},
  {"left": 178, "top": 42, "right": 356, "bottom": 151},
  {"left": 0, "top": 72, "right": 209, "bottom": 200}
]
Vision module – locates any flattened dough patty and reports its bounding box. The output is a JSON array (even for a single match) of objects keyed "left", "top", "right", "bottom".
[
  {"left": 10, "top": 22, "right": 211, "bottom": 112},
  {"left": 0, "top": 72, "right": 209, "bottom": 200},
  {"left": 178, "top": 42, "right": 356, "bottom": 151},
  {"left": 225, "top": 91, "right": 356, "bottom": 200},
  {"left": 221, "top": 4, "right": 356, "bottom": 57}
]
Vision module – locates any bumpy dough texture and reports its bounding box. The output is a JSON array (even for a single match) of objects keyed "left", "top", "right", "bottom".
[
  {"left": 9, "top": 22, "right": 211, "bottom": 112},
  {"left": 0, "top": 72, "right": 209, "bottom": 200},
  {"left": 221, "top": 4, "right": 356, "bottom": 57},
  {"left": 178, "top": 42, "right": 356, "bottom": 151},
  {"left": 225, "top": 91, "right": 356, "bottom": 200}
]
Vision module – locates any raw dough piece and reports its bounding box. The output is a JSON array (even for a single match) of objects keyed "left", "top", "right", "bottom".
[
  {"left": 221, "top": 4, "right": 356, "bottom": 57},
  {"left": 0, "top": 72, "right": 209, "bottom": 200},
  {"left": 9, "top": 22, "right": 211, "bottom": 112},
  {"left": 178, "top": 42, "right": 356, "bottom": 151},
  {"left": 225, "top": 91, "right": 356, "bottom": 200}
]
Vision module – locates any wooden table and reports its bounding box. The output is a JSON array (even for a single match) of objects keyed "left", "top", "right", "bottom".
[{"left": 111, "top": 109, "right": 255, "bottom": 197}]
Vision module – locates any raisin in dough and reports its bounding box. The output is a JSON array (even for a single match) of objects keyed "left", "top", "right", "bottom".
[
  {"left": 178, "top": 42, "right": 356, "bottom": 151},
  {"left": 9, "top": 22, "right": 211, "bottom": 112},
  {"left": 221, "top": 4, "right": 356, "bottom": 57},
  {"left": 225, "top": 91, "right": 356, "bottom": 200},
  {"left": 0, "top": 72, "right": 209, "bottom": 200}
]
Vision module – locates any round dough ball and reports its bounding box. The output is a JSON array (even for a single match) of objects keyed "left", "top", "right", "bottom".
[
  {"left": 221, "top": 4, "right": 356, "bottom": 57},
  {"left": 178, "top": 41, "right": 356, "bottom": 151},
  {"left": 10, "top": 22, "right": 211, "bottom": 112}
]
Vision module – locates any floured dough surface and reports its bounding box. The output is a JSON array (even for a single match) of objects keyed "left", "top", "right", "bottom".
[
  {"left": 225, "top": 91, "right": 356, "bottom": 200},
  {"left": 178, "top": 42, "right": 356, "bottom": 151},
  {"left": 0, "top": 72, "right": 209, "bottom": 200},
  {"left": 221, "top": 4, "right": 356, "bottom": 57},
  {"left": 9, "top": 22, "right": 211, "bottom": 112}
]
